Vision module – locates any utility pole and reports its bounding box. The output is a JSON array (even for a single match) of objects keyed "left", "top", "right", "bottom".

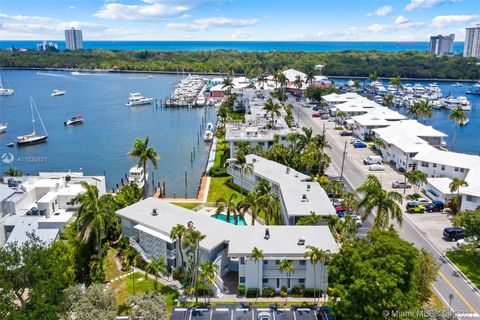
[
  {"left": 403, "top": 153, "right": 409, "bottom": 194},
  {"left": 340, "top": 140, "right": 347, "bottom": 182}
]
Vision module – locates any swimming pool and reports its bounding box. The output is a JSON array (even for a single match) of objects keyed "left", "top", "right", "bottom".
[{"left": 210, "top": 214, "right": 247, "bottom": 226}]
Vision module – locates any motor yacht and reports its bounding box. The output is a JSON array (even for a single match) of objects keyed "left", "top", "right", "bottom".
[
  {"left": 64, "top": 115, "right": 84, "bottom": 126},
  {"left": 51, "top": 89, "right": 66, "bottom": 96},
  {"left": 126, "top": 93, "right": 153, "bottom": 106},
  {"left": 128, "top": 165, "right": 148, "bottom": 188}
]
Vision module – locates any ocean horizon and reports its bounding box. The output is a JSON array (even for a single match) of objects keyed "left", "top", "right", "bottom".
[{"left": 0, "top": 40, "right": 466, "bottom": 52}]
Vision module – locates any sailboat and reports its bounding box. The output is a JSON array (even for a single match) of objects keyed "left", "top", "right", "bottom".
[
  {"left": 17, "top": 97, "right": 48, "bottom": 145},
  {"left": 0, "top": 123, "right": 7, "bottom": 134},
  {"left": 0, "top": 73, "right": 14, "bottom": 96}
]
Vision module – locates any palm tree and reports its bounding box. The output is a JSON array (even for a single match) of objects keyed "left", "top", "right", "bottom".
[
  {"left": 326, "top": 179, "right": 344, "bottom": 207},
  {"left": 232, "top": 153, "right": 254, "bottom": 200},
  {"left": 251, "top": 247, "right": 264, "bottom": 302},
  {"left": 145, "top": 256, "right": 168, "bottom": 290},
  {"left": 4, "top": 167, "right": 22, "bottom": 177},
  {"left": 304, "top": 246, "right": 329, "bottom": 304},
  {"left": 199, "top": 261, "right": 218, "bottom": 303},
  {"left": 389, "top": 75, "right": 402, "bottom": 93},
  {"left": 257, "top": 74, "right": 267, "bottom": 89},
  {"left": 372, "top": 138, "right": 386, "bottom": 152},
  {"left": 72, "top": 182, "right": 114, "bottom": 253},
  {"left": 305, "top": 70, "right": 315, "bottom": 85},
  {"left": 340, "top": 192, "right": 358, "bottom": 213},
  {"left": 382, "top": 93, "right": 394, "bottom": 107},
  {"left": 279, "top": 258, "right": 295, "bottom": 304},
  {"left": 297, "top": 212, "right": 321, "bottom": 225},
  {"left": 293, "top": 75, "right": 303, "bottom": 91},
  {"left": 368, "top": 71, "right": 378, "bottom": 82},
  {"left": 407, "top": 102, "right": 422, "bottom": 120},
  {"left": 215, "top": 193, "right": 242, "bottom": 225},
  {"left": 449, "top": 178, "right": 468, "bottom": 213},
  {"left": 356, "top": 175, "right": 403, "bottom": 229},
  {"left": 238, "top": 191, "right": 261, "bottom": 225},
  {"left": 222, "top": 77, "right": 234, "bottom": 95},
  {"left": 263, "top": 193, "right": 282, "bottom": 225},
  {"left": 417, "top": 100, "right": 433, "bottom": 124},
  {"left": 448, "top": 107, "right": 467, "bottom": 151},
  {"left": 170, "top": 224, "right": 186, "bottom": 269},
  {"left": 128, "top": 136, "right": 160, "bottom": 198},
  {"left": 182, "top": 229, "right": 206, "bottom": 303},
  {"left": 262, "top": 98, "right": 282, "bottom": 126}
]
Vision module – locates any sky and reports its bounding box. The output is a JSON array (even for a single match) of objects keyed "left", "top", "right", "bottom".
[{"left": 0, "top": 0, "right": 479, "bottom": 41}]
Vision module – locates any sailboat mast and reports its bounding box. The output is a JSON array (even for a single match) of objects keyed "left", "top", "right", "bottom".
[
  {"left": 30, "top": 97, "right": 36, "bottom": 134},
  {"left": 32, "top": 98, "right": 47, "bottom": 136}
]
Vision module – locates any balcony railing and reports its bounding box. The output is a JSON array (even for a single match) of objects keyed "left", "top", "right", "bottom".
[{"left": 129, "top": 236, "right": 151, "bottom": 263}]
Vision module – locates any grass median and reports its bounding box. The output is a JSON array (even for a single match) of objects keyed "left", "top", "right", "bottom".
[{"left": 445, "top": 250, "right": 480, "bottom": 289}]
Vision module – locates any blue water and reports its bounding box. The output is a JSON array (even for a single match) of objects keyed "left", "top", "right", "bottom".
[
  {"left": 0, "top": 41, "right": 465, "bottom": 53},
  {"left": 0, "top": 70, "right": 216, "bottom": 196},
  {"left": 210, "top": 214, "right": 247, "bottom": 226},
  {"left": 333, "top": 78, "right": 480, "bottom": 154}
]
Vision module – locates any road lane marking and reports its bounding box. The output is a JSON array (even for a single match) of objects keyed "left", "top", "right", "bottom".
[{"left": 439, "top": 271, "right": 479, "bottom": 315}]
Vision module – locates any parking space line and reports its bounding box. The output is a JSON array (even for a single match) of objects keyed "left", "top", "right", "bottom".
[
  {"left": 210, "top": 309, "right": 213, "bottom": 320},
  {"left": 175, "top": 308, "right": 188, "bottom": 312},
  {"left": 279, "top": 309, "right": 290, "bottom": 311},
  {"left": 272, "top": 310, "right": 276, "bottom": 320},
  {"left": 251, "top": 309, "right": 255, "bottom": 320},
  {"left": 257, "top": 308, "right": 270, "bottom": 311},
  {"left": 236, "top": 308, "right": 250, "bottom": 312},
  {"left": 215, "top": 308, "right": 229, "bottom": 312},
  {"left": 231, "top": 309, "right": 234, "bottom": 320},
  {"left": 293, "top": 310, "right": 297, "bottom": 320},
  {"left": 189, "top": 308, "right": 193, "bottom": 320}
]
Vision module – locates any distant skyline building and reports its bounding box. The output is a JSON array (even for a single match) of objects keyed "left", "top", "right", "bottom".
[
  {"left": 429, "top": 34, "right": 455, "bottom": 56},
  {"left": 36, "top": 41, "right": 58, "bottom": 51},
  {"left": 463, "top": 24, "right": 480, "bottom": 59},
  {"left": 64, "top": 27, "right": 83, "bottom": 50}
]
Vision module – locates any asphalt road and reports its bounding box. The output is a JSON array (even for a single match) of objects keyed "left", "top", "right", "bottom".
[{"left": 297, "top": 106, "right": 480, "bottom": 320}]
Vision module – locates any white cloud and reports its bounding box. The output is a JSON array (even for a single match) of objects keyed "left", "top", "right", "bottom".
[
  {"left": 95, "top": 2, "right": 191, "bottom": 20},
  {"left": 166, "top": 22, "right": 206, "bottom": 31},
  {"left": 367, "top": 5, "right": 393, "bottom": 17},
  {"left": 180, "top": 14, "right": 192, "bottom": 18},
  {"left": 431, "top": 14, "right": 478, "bottom": 28},
  {"left": 405, "top": 0, "right": 459, "bottom": 11},
  {"left": 194, "top": 16, "right": 258, "bottom": 27},
  {"left": 68, "top": 5, "right": 76, "bottom": 9},
  {"left": 395, "top": 15, "right": 409, "bottom": 24},
  {"left": 0, "top": 13, "right": 54, "bottom": 23},
  {"left": 367, "top": 23, "right": 395, "bottom": 33},
  {"left": 231, "top": 30, "right": 254, "bottom": 39}
]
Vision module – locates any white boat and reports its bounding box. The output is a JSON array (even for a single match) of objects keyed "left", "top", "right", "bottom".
[
  {"left": 203, "top": 130, "right": 214, "bottom": 142},
  {"left": 444, "top": 97, "right": 459, "bottom": 110},
  {"left": 128, "top": 165, "right": 148, "bottom": 188},
  {"left": 17, "top": 97, "right": 48, "bottom": 146},
  {"left": 51, "top": 89, "right": 66, "bottom": 96},
  {"left": 126, "top": 93, "right": 153, "bottom": 106},
  {"left": 458, "top": 118, "right": 469, "bottom": 126},
  {"left": 71, "top": 71, "right": 81, "bottom": 76},
  {"left": 64, "top": 115, "right": 84, "bottom": 126},
  {"left": 457, "top": 96, "right": 471, "bottom": 111},
  {"left": 206, "top": 122, "right": 214, "bottom": 131},
  {"left": 0, "top": 74, "right": 14, "bottom": 96},
  {"left": 451, "top": 82, "right": 463, "bottom": 87},
  {"left": 0, "top": 123, "right": 7, "bottom": 133}
]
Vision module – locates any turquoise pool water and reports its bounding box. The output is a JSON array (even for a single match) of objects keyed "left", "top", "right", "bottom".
[{"left": 211, "top": 214, "right": 247, "bottom": 226}]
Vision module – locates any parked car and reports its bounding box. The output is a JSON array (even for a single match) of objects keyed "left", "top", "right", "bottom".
[
  {"left": 318, "top": 109, "right": 330, "bottom": 114},
  {"left": 407, "top": 204, "right": 425, "bottom": 213},
  {"left": 425, "top": 200, "right": 445, "bottom": 213},
  {"left": 319, "top": 306, "right": 336, "bottom": 320},
  {"left": 456, "top": 238, "right": 480, "bottom": 248},
  {"left": 392, "top": 181, "right": 412, "bottom": 189},
  {"left": 443, "top": 227, "right": 466, "bottom": 241},
  {"left": 353, "top": 141, "right": 368, "bottom": 148},
  {"left": 335, "top": 206, "right": 345, "bottom": 213},
  {"left": 257, "top": 312, "right": 272, "bottom": 320},
  {"left": 321, "top": 114, "right": 330, "bottom": 120},
  {"left": 350, "top": 138, "right": 362, "bottom": 144},
  {"left": 340, "top": 130, "right": 353, "bottom": 136},
  {"left": 363, "top": 155, "right": 382, "bottom": 165},
  {"left": 312, "top": 113, "right": 321, "bottom": 118},
  {"left": 406, "top": 198, "right": 430, "bottom": 207},
  {"left": 333, "top": 198, "right": 343, "bottom": 207},
  {"left": 369, "top": 164, "right": 385, "bottom": 171}
]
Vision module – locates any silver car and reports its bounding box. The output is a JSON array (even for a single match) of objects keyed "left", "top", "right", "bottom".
[
  {"left": 257, "top": 311, "right": 272, "bottom": 320},
  {"left": 369, "top": 164, "right": 385, "bottom": 171}
]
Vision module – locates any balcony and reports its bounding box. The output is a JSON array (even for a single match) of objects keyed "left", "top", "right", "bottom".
[
  {"left": 166, "top": 249, "right": 176, "bottom": 259},
  {"left": 129, "top": 236, "right": 151, "bottom": 263}
]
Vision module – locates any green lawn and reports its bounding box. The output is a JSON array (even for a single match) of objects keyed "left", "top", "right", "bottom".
[
  {"left": 445, "top": 250, "right": 480, "bottom": 289},
  {"left": 111, "top": 272, "right": 179, "bottom": 315},
  {"left": 214, "top": 137, "right": 229, "bottom": 168},
  {"left": 171, "top": 202, "right": 201, "bottom": 210},
  {"left": 106, "top": 248, "right": 125, "bottom": 281},
  {"left": 207, "top": 176, "right": 242, "bottom": 202}
]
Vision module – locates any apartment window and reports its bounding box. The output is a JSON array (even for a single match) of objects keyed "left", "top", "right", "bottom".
[
  {"left": 441, "top": 165, "right": 445, "bottom": 171},
  {"left": 432, "top": 163, "right": 437, "bottom": 168},
  {"left": 263, "top": 260, "right": 268, "bottom": 265},
  {"left": 421, "top": 162, "right": 429, "bottom": 168},
  {"left": 275, "top": 260, "right": 280, "bottom": 265},
  {"left": 299, "top": 279, "right": 305, "bottom": 284},
  {"left": 454, "top": 167, "right": 459, "bottom": 172},
  {"left": 262, "top": 279, "right": 269, "bottom": 284},
  {"left": 460, "top": 168, "right": 465, "bottom": 173},
  {"left": 299, "top": 260, "right": 306, "bottom": 266},
  {"left": 466, "top": 195, "right": 475, "bottom": 202},
  {"left": 287, "top": 279, "right": 291, "bottom": 288},
  {"left": 240, "top": 277, "right": 245, "bottom": 283},
  {"left": 276, "top": 279, "right": 280, "bottom": 288},
  {"left": 240, "top": 257, "right": 245, "bottom": 265}
]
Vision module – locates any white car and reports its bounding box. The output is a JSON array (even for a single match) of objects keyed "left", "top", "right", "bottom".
[
  {"left": 456, "top": 238, "right": 480, "bottom": 248},
  {"left": 257, "top": 312, "right": 272, "bottom": 320},
  {"left": 406, "top": 198, "right": 430, "bottom": 206},
  {"left": 368, "top": 164, "right": 385, "bottom": 171},
  {"left": 333, "top": 198, "right": 343, "bottom": 207},
  {"left": 353, "top": 214, "right": 362, "bottom": 226}
]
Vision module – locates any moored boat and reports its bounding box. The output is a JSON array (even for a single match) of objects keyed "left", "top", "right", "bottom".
[
  {"left": 128, "top": 165, "right": 148, "bottom": 188},
  {"left": 64, "top": 115, "right": 84, "bottom": 126},
  {"left": 466, "top": 82, "right": 480, "bottom": 95},
  {"left": 458, "top": 118, "right": 469, "bottom": 126},
  {"left": 0, "top": 123, "right": 7, "bottom": 133},
  {"left": 51, "top": 89, "right": 66, "bottom": 96},
  {"left": 17, "top": 97, "right": 48, "bottom": 146},
  {"left": 0, "top": 73, "right": 14, "bottom": 96},
  {"left": 126, "top": 93, "right": 153, "bottom": 106},
  {"left": 203, "top": 130, "right": 214, "bottom": 142}
]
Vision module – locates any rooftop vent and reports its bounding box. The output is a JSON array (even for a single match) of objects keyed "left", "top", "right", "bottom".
[
  {"left": 306, "top": 184, "right": 310, "bottom": 191},
  {"left": 264, "top": 228, "right": 270, "bottom": 240},
  {"left": 297, "top": 237, "right": 306, "bottom": 246},
  {"left": 301, "top": 194, "right": 308, "bottom": 202},
  {"left": 295, "top": 173, "right": 299, "bottom": 178},
  {"left": 187, "top": 221, "right": 194, "bottom": 229},
  {"left": 151, "top": 208, "right": 158, "bottom": 216},
  {"left": 65, "top": 175, "right": 71, "bottom": 182},
  {"left": 286, "top": 167, "right": 290, "bottom": 174}
]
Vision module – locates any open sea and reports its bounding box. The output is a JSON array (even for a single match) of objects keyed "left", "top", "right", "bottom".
[
  {"left": 0, "top": 41, "right": 466, "bottom": 53},
  {"left": 0, "top": 70, "right": 215, "bottom": 196}
]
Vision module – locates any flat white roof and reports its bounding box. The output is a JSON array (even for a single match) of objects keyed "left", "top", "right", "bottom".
[
  {"left": 322, "top": 92, "right": 364, "bottom": 103},
  {"left": 116, "top": 198, "right": 338, "bottom": 256},
  {"left": 413, "top": 148, "right": 480, "bottom": 169},
  {"left": 134, "top": 224, "right": 173, "bottom": 243},
  {"left": 427, "top": 177, "right": 455, "bottom": 195}
]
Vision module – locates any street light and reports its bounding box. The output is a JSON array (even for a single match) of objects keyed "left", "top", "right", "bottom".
[{"left": 448, "top": 293, "right": 454, "bottom": 310}]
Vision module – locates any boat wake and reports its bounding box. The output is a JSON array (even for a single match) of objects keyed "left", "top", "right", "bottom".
[{"left": 36, "top": 72, "right": 73, "bottom": 79}]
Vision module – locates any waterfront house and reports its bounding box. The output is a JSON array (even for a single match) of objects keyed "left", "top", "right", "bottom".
[
  {"left": 352, "top": 108, "right": 407, "bottom": 140},
  {"left": 116, "top": 198, "right": 339, "bottom": 296},
  {"left": 0, "top": 172, "right": 106, "bottom": 246},
  {"left": 227, "top": 154, "right": 336, "bottom": 225}
]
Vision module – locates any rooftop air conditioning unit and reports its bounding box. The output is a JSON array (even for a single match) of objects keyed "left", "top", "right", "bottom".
[
  {"left": 297, "top": 237, "right": 305, "bottom": 246},
  {"left": 151, "top": 208, "right": 158, "bottom": 216},
  {"left": 264, "top": 228, "right": 270, "bottom": 240}
]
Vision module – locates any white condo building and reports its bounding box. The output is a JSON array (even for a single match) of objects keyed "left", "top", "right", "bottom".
[
  {"left": 65, "top": 27, "right": 83, "bottom": 50},
  {"left": 429, "top": 34, "right": 455, "bottom": 56},
  {"left": 227, "top": 154, "right": 335, "bottom": 225},
  {"left": 0, "top": 172, "right": 106, "bottom": 246},
  {"left": 117, "top": 198, "right": 339, "bottom": 296},
  {"left": 464, "top": 24, "right": 480, "bottom": 59}
]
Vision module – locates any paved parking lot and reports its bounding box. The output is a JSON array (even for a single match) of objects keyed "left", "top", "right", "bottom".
[{"left": 171, "top": 305, "right": 319, "bottom": 320}]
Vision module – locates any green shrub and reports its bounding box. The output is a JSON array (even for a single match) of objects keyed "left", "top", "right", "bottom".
[
  {"left": 303, "top": 288, "right": 315, "bottom": 297},
  {"left": 291, "top": 285, "right": 305, "bottom": 297},
  {"left": 207, "top": 166, "right": 228, "bottom": 177},
  {"left": 246, "top": 288, "right": 258, "bottom": 298},
  {"left": 262, "top": 287, "right": 275, "bottom": 297},
  {"left": 238, "top": 285, "right": 245, "bottom": 296}
]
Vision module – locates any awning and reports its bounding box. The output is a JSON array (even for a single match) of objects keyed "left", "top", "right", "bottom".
[{"left": 134, "top": 224, "right": 173, "bottom": 243}]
